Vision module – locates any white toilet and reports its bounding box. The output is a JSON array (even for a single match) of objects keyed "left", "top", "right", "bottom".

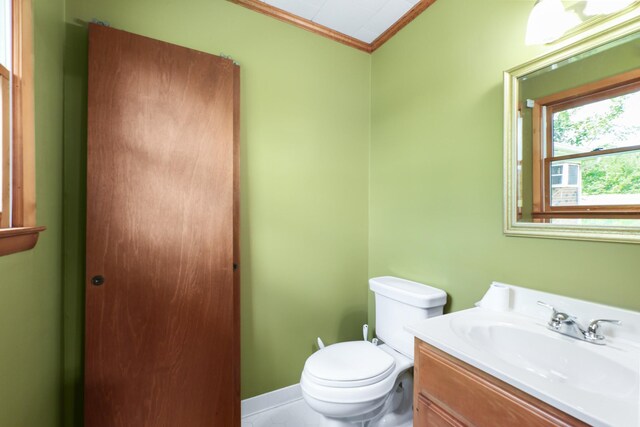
[{"left": 300, "top": 276, "right": 447, "bottom": 426}]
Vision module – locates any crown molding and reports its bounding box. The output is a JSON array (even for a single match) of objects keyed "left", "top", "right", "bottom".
[{"left": 230, "top": 0, "right": 437, "bottom": 53}]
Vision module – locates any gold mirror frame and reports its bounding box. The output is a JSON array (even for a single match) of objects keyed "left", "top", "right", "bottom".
[{"left": 504, "top": 9, "right": 640, "bottom": 244}]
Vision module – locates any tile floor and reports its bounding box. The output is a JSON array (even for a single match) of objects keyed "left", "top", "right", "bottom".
[{"left": 241, "top": 398, "right": 323, "bottom": 427}]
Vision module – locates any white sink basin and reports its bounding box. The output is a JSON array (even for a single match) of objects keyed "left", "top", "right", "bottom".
[
  {"left": 450, "top": 314, "right": 637, "bottom": 400},
  {"left": 406, "top": 284, "right": 640, "bottom": 427}
]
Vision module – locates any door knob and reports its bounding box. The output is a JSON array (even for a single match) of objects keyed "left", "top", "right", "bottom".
[{"left": 91, "top": 275, "right": 105, "bottom": 286}]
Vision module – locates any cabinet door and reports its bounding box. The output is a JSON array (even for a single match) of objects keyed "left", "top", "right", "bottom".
[
  {"left": 85, "top": 24, "right": 240, "bottom": 427},
  {"left": 415, "top": 395, "right": 465, "bottom": 427},
  {"left": 415, "top": 340, "right": 588, "bottom": 427}
]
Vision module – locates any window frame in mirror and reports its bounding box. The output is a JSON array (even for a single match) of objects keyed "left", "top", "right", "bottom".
[
  {"left": 532, "top": 70, "right": 640, "bottom": 219},
  {"left": 504, "top": 11, "right": 640, "bottom": 244}
]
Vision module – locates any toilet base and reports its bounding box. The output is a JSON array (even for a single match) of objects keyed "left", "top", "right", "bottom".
[
  {"left": 319, "top": 418, "right": 412, "bottom": 427},
  {"left": 367, "top": 371, "right": 413, "bottom": 427},
  {"left": 314, "top": 371, "right": 413, "bottom": 427}
]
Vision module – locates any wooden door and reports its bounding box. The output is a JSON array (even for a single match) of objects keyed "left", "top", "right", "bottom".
[{"left": 85, "top": 24, "right": 239, "bottom": 426}]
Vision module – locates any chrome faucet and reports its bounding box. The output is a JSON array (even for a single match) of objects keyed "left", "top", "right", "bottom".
[{"left": 537, "top": 301, "right": 621, "bottom": 345}]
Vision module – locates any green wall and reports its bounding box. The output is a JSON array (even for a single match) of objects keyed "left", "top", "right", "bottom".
[
  {"left": 5, "top": 1, "right": 637, "bottom": 426},
  {"left": 369, "top": 0, "right": 640, "bottom": 327},
  {"left": 62, "top": 0, "right": 371, "bottom": 424},
  {"left": 0, "top": 0, "right": 65, "bottom": 425}
]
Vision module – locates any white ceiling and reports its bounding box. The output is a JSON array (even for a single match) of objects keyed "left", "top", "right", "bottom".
[{"left": 260, "top": 0, "right": 421, "bottom": 43}]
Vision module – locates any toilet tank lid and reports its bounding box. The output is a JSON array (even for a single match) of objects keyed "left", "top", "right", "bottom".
[{"left": 369, "top": 276, "right": 447, "bottom": 308}]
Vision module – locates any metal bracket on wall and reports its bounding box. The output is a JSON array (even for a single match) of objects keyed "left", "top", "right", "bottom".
[
  {"left": 91, "top": 18, "right": 111, "bottom": 27},
  {"left": 219, "top": 53, "right": 240, "bottom": 66}
]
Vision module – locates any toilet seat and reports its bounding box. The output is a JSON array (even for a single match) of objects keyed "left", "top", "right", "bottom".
[
  {"left": 301, "top": 343, "right": 412, "bottom": 404},
  {"left": 304, "top": 341, "right": 395, "bottom": 388}
]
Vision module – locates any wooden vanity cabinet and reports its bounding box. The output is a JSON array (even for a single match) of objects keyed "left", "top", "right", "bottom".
[
  {"left": 413, "top": 339, "right": 589, "bottom": 427},
  {"left": 415, "top": 394, "right": 465, "bottom": 427}
]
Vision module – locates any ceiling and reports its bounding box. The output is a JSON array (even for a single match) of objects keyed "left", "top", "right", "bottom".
[
  {"left": 261, "top": 0, "right": 420, "bottom": 43},
  {"left": 232, "top": 0, "right": 436, "bottom": 52}
]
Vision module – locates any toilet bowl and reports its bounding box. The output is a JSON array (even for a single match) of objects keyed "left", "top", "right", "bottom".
[
  {"left": 301, "top": 342, "right": 413, "bottom": 426},
  {"left": 300, "top": 276, "right": 447, "bottom": 426}
]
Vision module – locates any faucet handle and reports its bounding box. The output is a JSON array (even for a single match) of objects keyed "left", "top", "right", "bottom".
[
  {"left": 537, "top": 301, "right": 558, "bottom": 316},
  {"left": 537, "top": 301, "right": 574, "bottom": 326},
  {"left": 537, "top": 301, "right": 555, "bottom": 310},
  {"left": 586, "top": 319, "right": 622, "bottom": 340}
]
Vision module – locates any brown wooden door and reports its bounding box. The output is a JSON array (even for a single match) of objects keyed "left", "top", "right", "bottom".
[{"left": 85, "top": 24, "right": 239, "bottom": 427}]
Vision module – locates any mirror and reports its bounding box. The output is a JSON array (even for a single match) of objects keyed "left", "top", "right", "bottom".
[
  {"left": 505, "top": 11, "right": 640, "bottom": 243},
  {"left": 504, "top": 9, "right": 640, "bottom": 243}
]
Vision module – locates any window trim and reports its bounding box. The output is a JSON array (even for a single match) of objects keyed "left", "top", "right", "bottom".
[
  {"left": 532, "top": 68, "right": 640, "bottom": 219},
  {"left": 0, "top": 0, "right": 44, "bottom": 257},
  {"left": 1, "top": 63, "right": 9, "bottom": 228}
]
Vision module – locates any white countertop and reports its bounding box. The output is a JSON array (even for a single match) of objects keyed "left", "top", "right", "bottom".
[{"left": 405, "top": 283, "right": 640, "bottom": 427}]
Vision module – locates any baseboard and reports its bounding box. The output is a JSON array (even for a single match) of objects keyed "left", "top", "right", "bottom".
[{"left": 241, "top": 383, "right": 302, "bottom": 417}]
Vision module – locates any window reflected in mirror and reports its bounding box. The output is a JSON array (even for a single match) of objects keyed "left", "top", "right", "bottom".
[{"left": 516, "top": 30, "right": 640, "bottom": 226}]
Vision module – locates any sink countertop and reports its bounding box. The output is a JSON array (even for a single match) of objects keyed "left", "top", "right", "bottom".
[{"left": 405, "top": 283, "right": 640, "bottom": 427}]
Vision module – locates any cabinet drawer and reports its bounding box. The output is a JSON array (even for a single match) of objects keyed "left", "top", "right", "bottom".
[
  {"left": 415, "top": 394, "right": 464, "bottom": 427},
  {"left": 414, "top": 339, "right": 587, "bottom": 427}
]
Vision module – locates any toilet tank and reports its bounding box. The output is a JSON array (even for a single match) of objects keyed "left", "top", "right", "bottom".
[{"left": 370, "top": 276, "right": 447, "bottom": 360}]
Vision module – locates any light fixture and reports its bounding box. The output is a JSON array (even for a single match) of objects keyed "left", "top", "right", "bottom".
[
  {"left": 583, "top": 0, "right": 635, "bottom": 16},
  {"left": 525, "top": 0, "right": 582, "bottom": 45}
]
